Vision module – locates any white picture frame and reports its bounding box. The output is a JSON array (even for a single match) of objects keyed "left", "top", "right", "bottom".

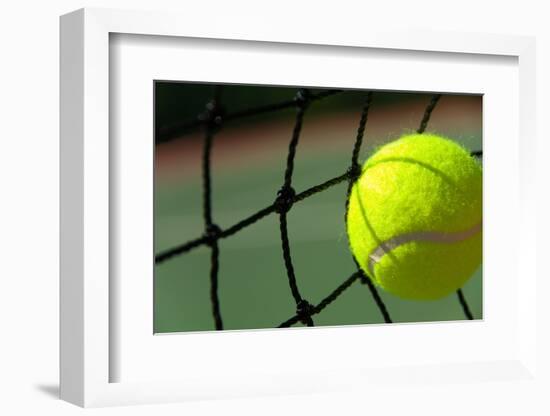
[{"left": 60, "top": 7, "right": 539, "bottom": 408}]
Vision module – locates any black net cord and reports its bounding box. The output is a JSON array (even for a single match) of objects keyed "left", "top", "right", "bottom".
[
  {"left": 158, "top": 89, "right": 344, "bottom": 144},
  {"left": 209, "top": 241, "right": 223, "bottom": 329},
  {"left": 279, "top": 213, "right": 302, "bottom": 303},
  {"left": 345, "top": 92, "right": 372, "bottom": 207},
  {"left": 457, "top": 288, "right": 474, "bottom": 320},
  {"left": 202, "top": 86, "right": 224, "bottom": 330},
  {"left": 276, "top": 89, "right": 314, "bottom": 327},
  {"left": 362, "top": 274, "right": 392, "bottom": 323},
  {"left": 279, "top": 271, "right": 363, "bottom": 328},
  {"left": 202, "top": 126, "right": 215, "bottom": 227},
  {"left": 155, "top": 171, "right": 351, "bottom": 264},
  {"left": 343, "top": 92, "right": 393, "bottom": 324},
  {"left": 417, "top": 94, "right": 441, "bottom": 134}
]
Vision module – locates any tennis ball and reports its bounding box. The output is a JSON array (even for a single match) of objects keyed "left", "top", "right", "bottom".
[{"left": 346, "top": 133, "right": 482, "bottom": 300}]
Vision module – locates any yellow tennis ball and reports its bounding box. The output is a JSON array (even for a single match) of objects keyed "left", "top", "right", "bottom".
[{"left": 346, "top": 133, "right": 482, "bottom": 300}]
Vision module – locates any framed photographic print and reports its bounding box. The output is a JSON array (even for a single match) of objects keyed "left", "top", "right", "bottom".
[{"left": 60, "top": 7, "right": 540, "bottom": 409}]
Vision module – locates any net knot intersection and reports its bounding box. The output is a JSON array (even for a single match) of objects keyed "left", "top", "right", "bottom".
[
  {"left": 274, "top": 185, "right": 296, "bottom": 214},
  {"left": 358, "top": 271, "right": 370, "bottom": 285},
  {"left": 294, "top": 89, "right": 311, "bottom": 109},
  {"left": 198, "top": 99, "right": 226, "bottom": 131},
  {"left": 296, "top": 300, "right": 315, "bottom": 324},
  {"left": 204, "top": 223, "right": 222, "bottom": 247},
  {"left": 347, "top": 162, "right": 362, "bottom": 184}
]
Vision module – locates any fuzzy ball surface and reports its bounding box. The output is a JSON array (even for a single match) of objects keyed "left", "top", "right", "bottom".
[{"left": 346, "top": 133, "right": 482, "bottom": 300}]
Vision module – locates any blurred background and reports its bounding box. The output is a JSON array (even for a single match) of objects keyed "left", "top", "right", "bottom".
[{"left": 154, "top": 82, "right": 482, "bottom": 333}]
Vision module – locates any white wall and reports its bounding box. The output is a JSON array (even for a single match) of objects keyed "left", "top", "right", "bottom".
[{"left": 1, "top": 1, "right": 548, "bottom": 414}]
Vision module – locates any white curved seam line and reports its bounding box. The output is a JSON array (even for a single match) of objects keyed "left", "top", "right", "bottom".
[{"left": 367, "top": 221, "right": 482, "bottom": 277}]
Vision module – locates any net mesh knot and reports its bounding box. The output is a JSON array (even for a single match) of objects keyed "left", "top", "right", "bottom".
[
  {"left": 296, "top": 300, "right": 315, "bottom": 324},
  {"left": 347, "top": 162, "right": 362, "bottom": 184},
  {"left": 198, "top": 99, "right": 226, "bottom": 130},
  {"left": 274, "top": 185, "right": 296, "bottom": 214},
  {"left": 358, "top": 272, "right": 370, "bottom": 285},
  {"left": 294, "top": 89, "right": 311, "bottom": 109},
  {"left": 204, "top": 223, "right": 222, "bottom": 247}
]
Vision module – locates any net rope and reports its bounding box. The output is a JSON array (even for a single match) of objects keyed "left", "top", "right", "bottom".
[{"left": 156, "top": 87, "right": 480, "bottom": 330}]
